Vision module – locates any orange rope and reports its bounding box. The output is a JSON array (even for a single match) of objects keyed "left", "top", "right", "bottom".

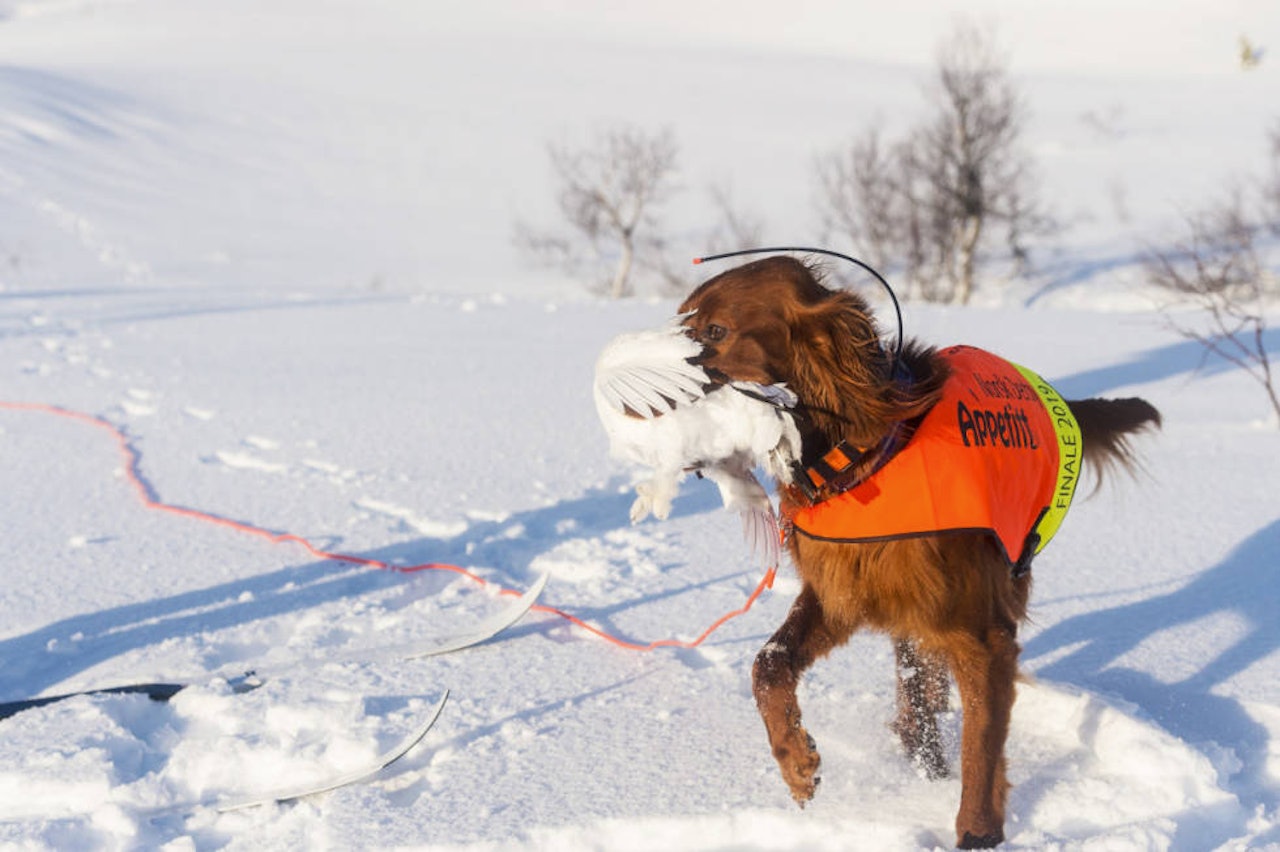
[{"left": 0, "top": 400, "right": 775, "bottom": 652}]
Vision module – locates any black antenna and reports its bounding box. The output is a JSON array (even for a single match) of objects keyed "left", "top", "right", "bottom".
[{"left": 693, "top": 246, "right": 905, "bottom": 367}]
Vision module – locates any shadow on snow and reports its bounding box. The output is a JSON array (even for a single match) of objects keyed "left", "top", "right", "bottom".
[
  {"left": 1023, "top": 518, "right": 1280, "bottom": 811},
  {"left": 1050, "top": 330, "right": 1280, "bottom": 399},
  {"left": 0, "top": 477, "right": 739, "bottom": 702}
]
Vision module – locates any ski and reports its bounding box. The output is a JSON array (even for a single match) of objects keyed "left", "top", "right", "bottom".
[
  {"left": 321, "top": 571, "right": 548, "bottom": 666},
  {"left": 134, "top": 690, "right": 448, "bottom": 819},
  {"left": 0, "top": 574, "right": 547, "bottom": 721},
  {"left": 210, "top": 690, "right": 449, "bottom": 812},
  {"left": 0, "top": 682, "right": 188, "bottom": 719}
]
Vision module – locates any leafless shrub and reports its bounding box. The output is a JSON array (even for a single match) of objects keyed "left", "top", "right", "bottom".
[
  {"left": 515, "top": 125, "right": 679, "bottom": 298},
  {"left": 815, "top": 127, "right": 899, "bottom": 274},
  {"left": 1144, "top": 129, "right": 1280, "bottom": 425},
  {"left": 815, "top": 21, "right": 1046, "bottom": 304}
]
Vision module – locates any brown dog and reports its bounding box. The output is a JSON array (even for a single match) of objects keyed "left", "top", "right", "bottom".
[{"left": 679, "top": 257, "right": 1159, "bottom": 849}]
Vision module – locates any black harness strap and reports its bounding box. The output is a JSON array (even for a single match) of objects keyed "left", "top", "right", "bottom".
[{"left": 791, "top": 361, "right": 919, "bottom": 503}]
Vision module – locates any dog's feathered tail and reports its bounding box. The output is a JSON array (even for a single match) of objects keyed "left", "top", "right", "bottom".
[{"left": 1069, "top": 397, "right": 1162, "bottom": 490}]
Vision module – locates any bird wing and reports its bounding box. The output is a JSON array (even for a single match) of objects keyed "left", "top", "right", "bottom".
[{"left": 594, "top": 322, "right": 709, "bottom": 418}]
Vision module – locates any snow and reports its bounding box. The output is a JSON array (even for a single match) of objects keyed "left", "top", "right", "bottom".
[{"left": 1, "top": 1, "right": 1278, "bottom": 849}]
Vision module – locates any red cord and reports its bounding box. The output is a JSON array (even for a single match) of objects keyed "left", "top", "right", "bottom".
[{"left": 0, "top": 401, "right": 775, "bottom": 652}]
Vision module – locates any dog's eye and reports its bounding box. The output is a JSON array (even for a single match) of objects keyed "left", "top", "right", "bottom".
[{"left": 703, "top": 324, "right": 728, "bottom": 342}]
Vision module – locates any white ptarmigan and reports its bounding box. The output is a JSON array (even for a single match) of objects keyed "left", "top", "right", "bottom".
[{"left": 592, "top": 318, "right": 801, "bottom": 568}]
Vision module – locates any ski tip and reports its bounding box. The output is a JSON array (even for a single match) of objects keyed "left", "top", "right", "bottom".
[
  {"left": 208, "top": 688, "right": 454, "bottom": 814},
  {"left": 377, "top": 689, "right": 450, "bottom": 775}
]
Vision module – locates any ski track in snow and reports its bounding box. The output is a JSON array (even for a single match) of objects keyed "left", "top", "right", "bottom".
[{"left": 1, "top": 1, "right": 1278, "bottom": 850}]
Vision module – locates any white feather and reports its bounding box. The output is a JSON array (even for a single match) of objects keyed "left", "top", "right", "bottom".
[
  {"left": 593, "top": 321, "right": 801, "bottom": 568},
  {"left": 592, "top": 319, "right": 708, "bottom": 418}
]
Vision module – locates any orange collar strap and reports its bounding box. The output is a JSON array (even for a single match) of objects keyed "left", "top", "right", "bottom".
[{"left": 798, "top": 440, "right": 868, "bottom": 493}]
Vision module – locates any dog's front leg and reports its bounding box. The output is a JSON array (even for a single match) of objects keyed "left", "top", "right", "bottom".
[{"left": 752, "top": 584, "right": 851, "bottom": 806}]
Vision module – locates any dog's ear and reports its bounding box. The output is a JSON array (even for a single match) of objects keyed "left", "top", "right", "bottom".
[
  {"left": 786, "top": 291, "right": 903, "bottom": 444},
  {"left": 800, "top": 293, "right": 886, "bottom": 380}
]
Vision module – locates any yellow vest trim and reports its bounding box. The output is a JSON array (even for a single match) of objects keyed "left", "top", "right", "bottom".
[{"left": 1011, "top": 362, "right": 1082, "bottom": 553}]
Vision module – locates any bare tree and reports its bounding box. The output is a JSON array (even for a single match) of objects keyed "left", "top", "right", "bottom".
[
  {"left": 929, "top": 21, "right": 1025, "bottom": 302},
  {"left": 814, "top": 126, "right": 900, "bottom": 274},
  {"left": 815, "top": 21, "right": 1044, "bottom": 304},
  {"left": 516, "top": 125, "right": 679, "bottom": 298},
  {"left": 1144, "top": 130, "right": 1280, "bottom": 425}
]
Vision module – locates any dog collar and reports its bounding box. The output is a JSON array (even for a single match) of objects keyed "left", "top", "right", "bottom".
[
  {"left": 789, "top": 425, "right": 910, "bottom": 504},
  {"left": 789, "top": 360, "right": 916, "bottom": 502}
]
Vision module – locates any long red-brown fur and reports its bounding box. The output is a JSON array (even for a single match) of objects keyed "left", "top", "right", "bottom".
[{"left": 679, "top": 257, "right": 1160, "bottom": 849}]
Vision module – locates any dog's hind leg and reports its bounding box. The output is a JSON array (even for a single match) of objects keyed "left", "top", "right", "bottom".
[
  {"left": 891, "top": 637, "right": 951, "bottom": 779},
  {"left": 752, "top": 584, "right": 853, "bottom": 806},
  {"left": 946, "top": 624, "right": 1019, "bottom": 849}
]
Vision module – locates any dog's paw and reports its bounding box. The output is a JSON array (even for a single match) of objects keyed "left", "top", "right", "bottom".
[
  {"left": 892, "top": 720, "right": 950, "bottom": 780},
  {"left": 915, "top": 751, "right": 950, "bottom": 781},
  {"left": 777, "top": 730, "right": 822, "bottom": 806},
  {"left": 790, "top": 771, "right": 821, "bottom": 808},
  {"left": 957, "top": 829, "right": 1004, "bottom": 849}
]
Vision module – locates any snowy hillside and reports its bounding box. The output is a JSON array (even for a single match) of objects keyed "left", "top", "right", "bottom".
[{"left": 1, "top": 1, "right": 1278, "bottom": 850}]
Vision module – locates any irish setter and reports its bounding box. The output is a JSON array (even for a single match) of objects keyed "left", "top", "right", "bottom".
[{"left": 678, "top": 257, "right": 1159, "bottom": 849}]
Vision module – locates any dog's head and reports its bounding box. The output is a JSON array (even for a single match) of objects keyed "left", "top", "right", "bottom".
[
  {"left": 680, "top": 256, "right": 888, "bottom": 383},
  {"left": 679, "top": 256, "right": 944, "bottom": 448}
]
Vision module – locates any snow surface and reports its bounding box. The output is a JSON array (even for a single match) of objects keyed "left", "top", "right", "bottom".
[{"left": 1, "top": 1, "right": 1278, "bottom": 849}]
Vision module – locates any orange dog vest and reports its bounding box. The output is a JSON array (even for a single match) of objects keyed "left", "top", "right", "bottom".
[{"left": 789, "top": 346, "right": 1082, "bottom": 570}]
